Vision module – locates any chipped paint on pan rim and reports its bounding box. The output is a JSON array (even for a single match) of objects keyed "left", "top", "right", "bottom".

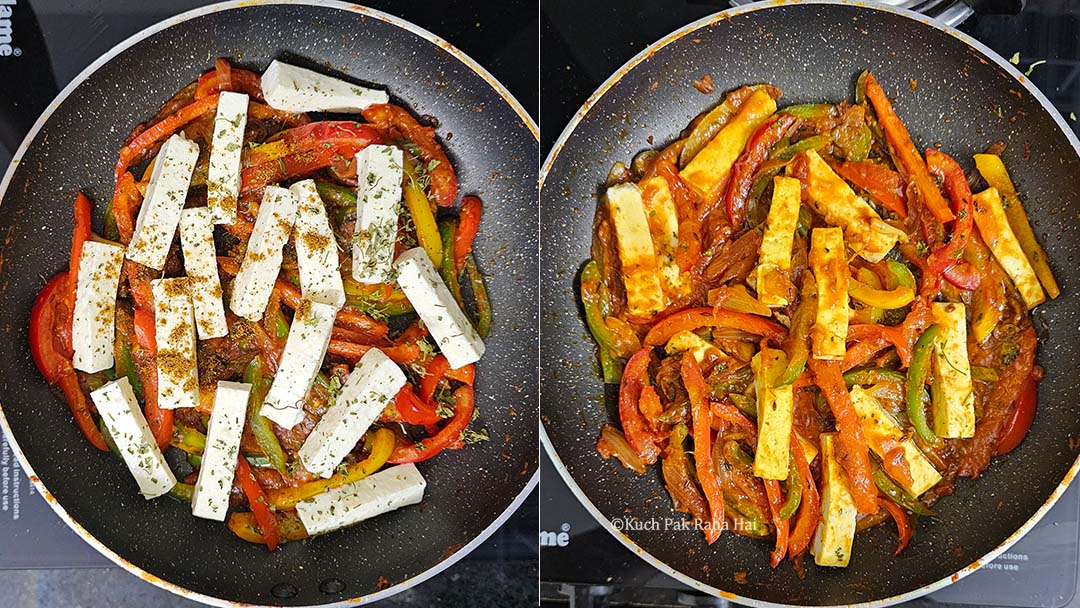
[
  {"left": 0, "top": 1, "right": 538, "bottom": 607},
  {"left": 539, "top": 0, "right": 1080, "bottom": 606}
]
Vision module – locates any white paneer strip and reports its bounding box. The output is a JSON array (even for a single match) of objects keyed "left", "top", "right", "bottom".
[
  {"left": 801, "top": 150, "right": 906, "bottom": 263},
  {"left": 72, "top": 241, "right": 124, "bottom": 373},
  {"left": 395, "top": 247, "right": 485, "bottom": 369},
  {"left": 605, "top": 183, "right": 665, "bottom": 318},
  {"left": 91, "top": 378, "right": 176, "bottom": 499},
  {"left": 353, "top": 145, "right": 403, "bottom": 284},
  {"left": 152, "top": 278, "right": 200, "bottom": 410},
  {"left": 930, "top": 302, "right": 975, "bottom": 438},
  {"left": 812, "top": 433, "right": 857, "bottom": 568},
  {"left": 809, "top": 227, "right": 848, "bottom": 360},
  {"left": 179, "top": 208, "right": 228, "bottom": 339},
  {"left": 260, "top": 299, "right": 337, "bottom": 429},
  {"left": 261, "top": 60, "right": 388, "bottom": 114},
  {"left": 752, "top": 349, "right": 794, "bottom": 480},
  {"left": 639, "top": 176, "right": 690, "bottom": 305},
  {"left": 291, "top": 180, "right": 345, "bottom": 309},
  {"left": 972, "top": 187, "right": 1045, "bottom": 309},
  {"left": 296, "top": 463, "right": 426, "bottom": 536},
  {"left": 230, "top": 186, "right": 298, "bottom": 321},
  {"left": 299, "top": 349, "right": 406, "bottom": 478},
  {"left": 755, "top": 176, "right": 801, "bottom": 307},
  {"left": 206, "top": 91, "right": 248, "bottom": 224},
  {"left": 192, "top": 381, "right": 250, "bottom": 520},
  {"left": 849, "top": 386, "right": 942, "bottom": 496},
  {"left": 127, "top": 134, "right": 199, "bottom": 270}
]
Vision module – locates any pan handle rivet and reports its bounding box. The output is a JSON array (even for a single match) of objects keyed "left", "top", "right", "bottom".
[
  {"left": 319, "top": 578, "right": 346, "bottom": 594},
  {"left": 271, "top": 583, "right": 299, "bottom": 599}
]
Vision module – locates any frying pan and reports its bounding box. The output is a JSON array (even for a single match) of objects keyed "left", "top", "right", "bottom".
[
  {"left": 0, "top": 1, "right": 538, "bottom": 606},
  {"left": 540, "top": 1, "right": 1080, "bottom": 605}
]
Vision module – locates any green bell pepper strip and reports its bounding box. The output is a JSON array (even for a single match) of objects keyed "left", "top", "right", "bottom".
[
  {"left": 907, "top": 325, "right": 941, "bottom": 442},
  {"left": 747, "top": 165, "right": 784, "bottom": 207},
  {"left": 728, "top": 393, "right": 757, "bottom": 418},
  {"left": 844, "top": 367, "right": 906, "bottom": 387},
  {"left": 187, "top": 453, "right": 202, "bottom": 468},
  {"left": 886, "top": 260, "right": 917, "bottom": 290},
  {"left": 780, "top": 103, "right": 833, "bottom": 119},
  {"left": 658, "top": 401, "right": 689, "bottom": 425},
  {"left": 778, "top": 458, "right": 802, "bottom": 520},
  {"left": 580, "top": 260, "right": 623, "bottom": 383},
  {"left": 168, "top": 482, "right": 195, "bottom": 502},
  {"left": 777, "top": 278, "right": 816, "bottom": 386},
  {"left": 313, "top": 181, "right": 356, "bottom": 209},
  {"left": 464, "top": 253, "right": 492, "bottom": 339},
  {"left": 243, "top": 359, "right": 289, "bottom": 474},
  {"left": 848, "top": 124, "right": 872, "bottom": 162},
  {"left": 776, "top": 134, "right": 831, "bottom": 161},
  {"left": 99, "top": 418, "right": 121, "bottom": 458},
  {"left": 873, "top": 468, "right": 935, "bottom": 516},
  {"left": 115, "top": 340, "right": 144, "bottom": 400},
  {"left": 971, "top": 365, "right": 1000, "bottom": 383},
  {"left": 438, "top": 219, "right": 464, "bottom": 307}
]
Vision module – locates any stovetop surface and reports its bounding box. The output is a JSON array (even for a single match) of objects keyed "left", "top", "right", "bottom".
[
  {"left": 540, "top": 1, "right": 1080, "bottom": 606},
  {"left": 0, "top": 0, "right": 537, "bottom": 576}
]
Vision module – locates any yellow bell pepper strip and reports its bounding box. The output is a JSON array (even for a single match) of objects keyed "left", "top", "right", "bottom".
[
  {"left": 861, "top": 72, "right": 954, "bottom": 223},
  {"left": 266, "top": 428, "right": 395, "bottom": 510},
  {"left": 973, "top": 154, "right": 1059, "bottom": 298},
  {"left": 581, "top": 261, "right": 622, "bottom": 383},
  {"left": 780, "top": 103, "right": 833, "bottom": 119},
  {"left": 849, "top": 279, "right": 915, "bottom": 309},
  {"left": 872, "top": 468, "right": 936, "bottom": 517},
  {"left": 808, "top": 357, "right": 879, "bottom": 515},
  {"left": 464, "top": 253, "right": 492, "bottom": 339},
  {"left": 228, "top": 511, "right": 309, "bottom": 545},
  {"left": 709, "top": 284, "right": 772, "bottom": 316},
  {"left": 243, "top": 358, "right": 288, "bottom": 474},
  {"left": 681, "top": 353, "right": 724, "bottom": 544},
  {"left": 776, "top": 276, "right": 816, "bottom": 386},
  {"left": 236, "top": 456, "right": 279, "bottom": 551},
  {"left": 906, "top": 324, "right": 940, "bottom": 442},
  {"left": 643, "top": 307, "right": 786, "bottom": 348},
  {"left": 849, "top": 267, "right": 885, "bottom": 325},
  {"left": 403, "top": 158, "right": 443, "bottom": 267}
]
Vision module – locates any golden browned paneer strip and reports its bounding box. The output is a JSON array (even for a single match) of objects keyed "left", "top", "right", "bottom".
[
  {"left": 801, "top": 150, "right": 906, "bottom": 263},
  {"left": 751, "top": 348, "right": 794, "bottom": 480},
  {"left": 812, "top": 433, "right": 857, "bottom": 568},
  {"left": 754, "top": 176, "right": 801, "bottom": 307},
  {"left": 639, "top": 176, "right": 691, "bottom": 306},
  {"left": 849, "top": 386, "right": 942, "bottom": 496},
  {"left": 930, "top": 302, "right": 975, "bottom": 438},
  {"left": 809, "top": 227, "right": 848, "bottom": 360},
  {"left": 971, "top": 187, "right": 1045, "bottom": 309},
  {"left": 605, "top": 183, "right": 666, "bottom": 318},
  {"left": 679, "top": 89, "right": 776, "bottom": 198},
  {"left": 973, "top": 154, "right": 1059, "bottom": 299}
]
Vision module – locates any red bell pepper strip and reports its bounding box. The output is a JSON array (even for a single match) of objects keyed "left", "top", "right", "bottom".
[
  {"left": 111, "top": 172, "right": 140, "bottom": 244},
  {"left": 925, "top": 149, "right": 978, "bottom": 290},
  {"left": 808, "top": 358, "right": 878, "bottom": 514},
  {"left": 617, "top": 349, "right": 664, "bottom": 463},
  {"left": 453, "top": 195, "right": 482, "bottom": 274},
  {"left": 710, "top": 400, "right": 757, "bottom": 434},
  {"left": 113, "top": 94, "right": 220, "bottom": 195},
  {"left": 273, "top": 278, "right": 388, "bottom": 342},
  {"left": 420, "top": 354, "right": 451, "bottom": 404},
  {"left": 643, "top": 308, "right": 786, "bottom": 348},
  {"left": 131, "top": 306, "right": 172, "bottom": 449},
  {"left": 862, "top": 72, "right": 954, "bottom": 223},
  {"left": 995, "top": 373, "right": 1037, "bottom": 455},
  {"left": 681, "top": 352, "right": 724, "bottom": 544},
  {"left": 832, "top": 160, "right": 908, "bottom": 218},
  {"left": 787, "top": 436, "right": 821, "bottom": 556},
  {"left": 763, "top": 478, "right": 789, "bottom": 567},
  {"left": 848, "top": 324, "right": 912, "bottom": 367},
  {"left": 326, "top": 340, "right": 420, "bottom": 365},
  {"left": 244, "top": 121, "right": 381, "bottom": 167},
  {"left": 240, "top": 135, "right": 380, "bottom": 194},
  {"left": 236, "top": 456, "right": 279, "bottom": 551},
  {"left": 30, "top": 273, "right": 109, "bottom": 451},
  {"left": 725, "top": 113, "right": 797, "bottom": 229},
  {"left": 389, "top": 384, "right": 475, "bottom": 463},
  {"left": 394, "top": 384, "right": 442, "bottom": 426},
  {"left": 877, "top": 497, "right": 912, "bottom": 555},
  {"left": 66, "top": 193, "right": 92, "bottom": 338},
  {"left": 194, "top": 59, "right": 263, "bottom": 100},
  {"left": 361, "top": 103, "right": 457, "bottom": 207}
]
